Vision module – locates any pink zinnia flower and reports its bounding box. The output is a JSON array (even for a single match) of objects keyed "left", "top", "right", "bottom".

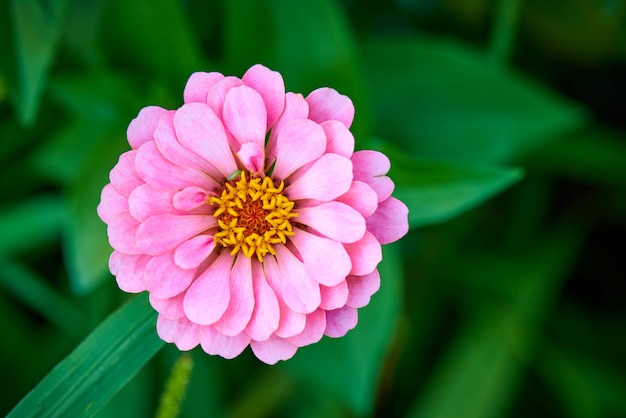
[{"left": 97, "top": 64, "right": 408, "bottom": 364}]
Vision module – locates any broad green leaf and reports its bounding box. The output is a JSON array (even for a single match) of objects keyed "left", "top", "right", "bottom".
[
  {"left": 0, "top": 195, "right": 65, "bottom": 256},
  {"left": 8, "top": 293, "right": 164, "bottom": 418},
  {"left": 223, "top": 0, "right": 369, "bottom": 136},
  {"left": 8, "top": 0, "right": 69, "bottom": 125},
  {"left": 282, "top": 244, "right": 403, "bottom": 416},
  {"left": 362, "top": 36, "right": 587, "bottom": 163},
  {"left": 408, "top": 222, "right": 585, "bottom": 418},
  {"left": 372, "top": 141, "right": 523, "bottom": 228}
]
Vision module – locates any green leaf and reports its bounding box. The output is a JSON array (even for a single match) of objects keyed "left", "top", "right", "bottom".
[
  {"left": 8, "top": 0, "right": 69, "bottom": 125},
  {"left": 362, "top": 36, "right": 587, "bottom": 163},
  {"left": 372, "top": 141, "right": 523, "bottom": 228},
  {"left": 281, "top": 244, "right": 403, "bottom": 416},
  {"left": 8, "top": 293, "right": 164, "bottom": 418},
  {"left": 0, "top": 195, "right": 65, "bottom": 256},
  {"left": 223, "top": 0, "right": 369, "bottom": 136}
]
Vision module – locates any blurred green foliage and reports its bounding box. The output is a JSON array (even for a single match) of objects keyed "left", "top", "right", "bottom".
[{"left": 1, "top": 0, "right": 625, "bottom": 417}]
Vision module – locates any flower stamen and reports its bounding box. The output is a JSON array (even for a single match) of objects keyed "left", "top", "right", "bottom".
[{"left": 209, "top": 171, "right": 297, "bottom": 262}]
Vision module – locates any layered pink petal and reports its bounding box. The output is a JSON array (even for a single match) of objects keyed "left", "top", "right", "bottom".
[
  {"left": 346, "top": 270, "right": 380, "bottom": 309},
  {"left": 344, "top": 231, "right": 382, "bottom": 276},
  {"left": 321, "top": 120, "right": 354, "bottom": 158},
  {"left": 250, "top": 335, "right": 298, "bottom": 365},
  {"left": 136, "top": 214, "right": 216, "bottom": 255},
  {"left": 154, "top": 111, "right": 220, "bottom": 177},
  {"left": 263, "top": 256, "right": 307, "bottom": 337},
  {"left": 288, "top": 309, "right": 326, "bottom": 347},
  {"left": 200, "top": 327, "right": 250, "bottom": 359},
  {"left": 206, "top": 76, "right": 244, "bottom": 120},
  {"left": 296, "top": 202, "right": 366, "bottom": 244},
  {"left": 144, "top": 252, "right": 196, "bottom": 299},
  {"left": 285, "top": 154, "right": 353, "bottom": 201},
  {"left": 306, "top": 87, "right": 354, "bottom": 128},
  {"left": 319, "top": 281, "right": 349, "bottom": 310},
  {"left": 173, "top": 235, "right": 215, "bottom": 269},
  {"left": 352, "top": 150, "right": 391, "bottom": 176},
  {"left": 107, "top": 211, "right": 141, "bottom": 254},
  {"left": 325, "top": 306, "right": 358, "bottom": 338},
  {"left": 272, "top": 119, "right": 326, "bottom": 179},
  {"left": 368, "top": 176, "right": 395, "bottom": 202},
  {"left": 183, "top": 251, "right": 232, "bottom": 325},
  {"left": 237, "top": 142, "right": 264, "bottom": 174},
  {"left": 242, "top": 64, "right": 285, "bottom": 129},
  {"left": 366, "top": 197, "right": 410, "bottom": 245},
  {"left": 267, "top": 92, "right": 309, "bottom": 161},
  {"left": 135, "top": 142, "right": 215, "bottom": 191},
  {"left": 223, "top": 85, "right": 267, "bottom": 147},
  {"left": 214, "top": 256, "right": 254, "bottom": 336},
  {"left": 172, "top": 186, "right": 209, "bottom": 212},
  {"left": 289, "top": 228, "right": 351, "bottom": 287},
  {"left": 109, "top": 151, "right": 143, "bottom": 198},
  {"left": 174, "top": 102, "right": 238, "bottom": 178},
  {"left": 156, "top": 316, "right": 201, "bottom": 351},
  {"left": 245, "top": 262, "right": 280, "bottom": 341},
  {"left": 109, "top": 251, "right": 150, "bottom": 293},
  {"left": 98, "top": 184, "right": 128, "bottom": 223},
  {"left": 183, "top": 71, "right": 224, "bottom": 103},
  {"left": 128, "top": 184, "right": 175, "bottom": 222},
  {"left": 127, "top": 106, "right": 166, "bottom": 149},
  {"left": 273, "top": 246, "right": 320, "bottom": 314},
  {"left": 150, "top": 292, "right": 186, "bottom": 320},
  {"left": 337, "top": 181, "right": 378, "bottom": 218}
]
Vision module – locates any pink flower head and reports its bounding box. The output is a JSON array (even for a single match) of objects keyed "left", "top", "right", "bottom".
[{"left": 98, "top": 64, "right": 409, "bottom": 364}]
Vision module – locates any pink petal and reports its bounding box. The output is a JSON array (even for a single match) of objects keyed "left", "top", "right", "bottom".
[
  {"left": 306, "top": 87, "right": 354, "bottom": 128},
  {"left": 250, "top": 335, "right": 298, "bottom": 365},
  {"left": 135, "top": 141, "right": 215, "bottom": 191},
  {"left": 289, "top": 228, "right": 351, "bottom": 287},
  {"left": 183, "top": 251, "right": 233, "bottom": 325},
  {"left": 107, "top": 210, "right": 141, "bottom": 254},
  {"left": 98, "top": 184, "right": 128, "bottom": 224},
  {"left": 200, "top": 326, "right": 250, "bottom": 359},
  {"left": 273, "top": 246, "right": 321, "bottom": 314},
  {"left": 272, "top": 119, "right": 326, "bottom": 180},
  {"left": 343, "top": 231, "right": 382, "bottom": 276},
  {"left": 369, "top": 176, "right": 395, "bottom": 203},
  {"left": 109, "top": 251, "right": 150, "bottom": 293},
  {"left": 223, "top": 85, "right": 267, "bottom": 147},
  {"left": 214, "top": 256, "right": 254, "bottom": 336},
  {"left": 321, "top": 120, "right": 354, "bottom": 158},
  {"left": 237, "top": 142, "right": 264, "bottom": 174},
  {"left": 174, "top": 235, "right": 215, "bottom": 269},
  {"left": 144, "top": 252, "right": 196, "bottom": 299},
  {"left": 245, "top": 262, "right": 280, "bottom": 341},
  {"left": 352, "top": 150, "right": 391, "bottom": 176},
  {"left": 366, "top": 197, "right": 409, "bottom": 245},
  {"left": 109, "top": 150, "right": 143, "bottom": 198},
  {"left": 288, "top": 309, "right": 326, "bottom": 348},
  {"left": 136, "top": 214, "right": 216, "bottom": 255},
  {"left": 337, "top": 181, "right": 378, "bottom": 218},
  {"left": 266, "top": 92, "right": 309, "bottom": 162},
  {"left": 156, "top": 316, "right": 201, "bottom": 351},
  {"left": 154, "top": 111, "right": 221, "bottom": 178},
  {"left": 183, "top": 71, "right": 225, "bottom": 104},
  {"left": 128, "top": 184, "right": 175, "bottom": 222},
  {"left": 172, "top": 186, "right": 209, "bottom": 212},
  {"left": 325, "top": 306, "right": 358, "bottom": 338},
  {"left": 127, "top": 106, "right": 166, "bottom": 149},
  {"left": 174, "top": 102, "right": 238, "bottom": 178},
  {"left": 149, "top": 292, "right": 186, "bottom": 320},
  {"left": 206, "top": 76, "right": 244, "bottom": 120},
  {"left": 263, "top": 256, "right": 306, "bottom": 337},
  {"left": 296, "top": 202, "right": 366, "bottom": 244},
  {"left": 319, "top": 281, "right": 349, "bottom": 310},
  {"left": 242, "top": 64, "right": 285, "bottom": 129},
  {"left": 346, "top": 270, "right": 380, "bottom": 308},
  {"left": 285, "top": 154, "right": 353, "bottom": 201}
]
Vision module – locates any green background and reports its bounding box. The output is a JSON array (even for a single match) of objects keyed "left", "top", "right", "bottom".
[{"left": 1, "top": 0, "right": 625, "bottom": 417}]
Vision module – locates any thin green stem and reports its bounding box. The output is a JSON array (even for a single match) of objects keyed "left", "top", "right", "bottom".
[{"left": 488, "top": 0, "right": 522, "bottom": 67}]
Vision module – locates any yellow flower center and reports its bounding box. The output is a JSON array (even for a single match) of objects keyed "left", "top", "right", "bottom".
[{"left": 209, "top": 171, "right": 297, "bottom": 262}]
